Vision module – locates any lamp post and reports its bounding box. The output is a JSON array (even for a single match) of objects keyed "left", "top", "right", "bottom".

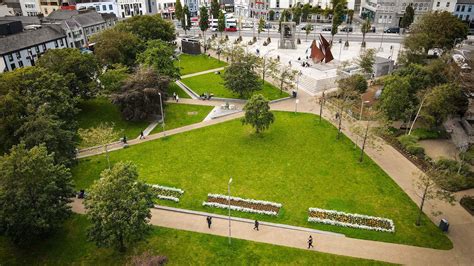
[
  {"left": 228, "top": 177, "right": 233, "bottom": 245},
  {"left": 355, "top": 100, "right": 370, "bottom": 148},
  {"left": 158, "top": 92, "right": 165, "bottom": 136}
]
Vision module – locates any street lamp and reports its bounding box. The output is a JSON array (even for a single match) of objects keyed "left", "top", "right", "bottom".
[
  {"left": 158, "top": 92, "right": 165, "bottom": 136},
  {"left": 228, "top": 177, "right": 233, "bottom": 245}
]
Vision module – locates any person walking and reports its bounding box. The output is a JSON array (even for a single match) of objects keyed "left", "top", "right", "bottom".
[
  {"left": 308, "top": 235, "right": 314, "bottom": 249},
  {"left": 253, "top": 220, "right": 259, "bottom": 231},
  {"left": 139, "top": 131, "right": 145, "bottom": 140},
  {"left": 206, "top": 216, "right": 212, "bottom": 229},
  {"left": 176, "top": 95, "right": 180, "bottom": 103},
  {"left": 173, "top": 92, "right": 177, "bottom": 101}
]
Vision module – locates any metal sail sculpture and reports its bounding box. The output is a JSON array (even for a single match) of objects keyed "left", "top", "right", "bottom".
[
  {"left": 310, "top": 40, "right": 325, "bottom": 63},
  {"left": 319, "top": 34, "right": 334, "bottom": 63}
]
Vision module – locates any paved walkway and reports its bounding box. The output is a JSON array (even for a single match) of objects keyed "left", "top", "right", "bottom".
[{"left": 180, "top": 67, "right": 225, "bottom": 79}]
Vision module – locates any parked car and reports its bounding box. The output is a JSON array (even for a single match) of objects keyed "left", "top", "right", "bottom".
[
  {"left": 369, "top": 26, "right": 376, "bottom": 33},
  {"left": 340, "top": 26, "right": 353, "bottom": 32},
  {"left": 322, "top": 26, "right": 332, "bottom": 31},
  {"left": 383, "top": 27, "right": 400, "bottom": 33}
]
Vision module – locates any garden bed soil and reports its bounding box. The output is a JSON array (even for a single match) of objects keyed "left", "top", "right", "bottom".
[{"left": 206, "top": 196, "right": 281, "bottom": 213}]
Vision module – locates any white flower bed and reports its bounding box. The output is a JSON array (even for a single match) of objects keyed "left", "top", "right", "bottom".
[
  {"left": 202, "top": 193, "right": 282, "bottom": 216},
  {"left": 148, "top": 184, "right": 184, "bottom": 203},
  {"left": 308, "top": 208, "right": 395, "bottom": 233}
]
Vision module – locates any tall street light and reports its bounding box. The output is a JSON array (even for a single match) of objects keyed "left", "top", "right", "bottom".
[
  {"left": 158, "top": 92, "right": 165, "bottom": 136},
  {"left": 228, "top": 177, "right": 233, "bottom": 245}
]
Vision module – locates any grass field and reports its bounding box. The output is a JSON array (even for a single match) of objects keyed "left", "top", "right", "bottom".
[
  {"left": 72, "top": 112, "right": 452, "bottom": 249},
  {"left": 77, "top": 98, "right": 149, "bottom": 146},
  {"left": 150, "top": 103, "right": 214, "bottom": 134},
  {"left": 181, "top": 72, "right": 289, "bottom": 100},
  {"left": 168, "top": 82, "right": 191, "bottom": 99},
  {"left": 0, "top": 215, "right": 390, "bottom": 265},
  {"left": 177, "top": 54, "right": 227, "bottom": 75}
]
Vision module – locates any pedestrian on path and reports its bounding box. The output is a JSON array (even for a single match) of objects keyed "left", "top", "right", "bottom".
[
  {"left": 206, "top": 216, "right": 212, "bottom": 229},
  {"left": 254, "top": 220, "right": 259, "bottom": 231},
  {"left": 173, "top": 92, "right": 176, "bottom": 101},
  {"left": 122, "top": 135, "right": 127, "bottom": 144},
  {"left": 176, "top": 95, "right": 179, "bottom": 103},
  {"left": 308, "top": 235, "right": 314, "bottom": 249},
  {"left": 139, "top": 131, "right": 145, "bottom": 140}
]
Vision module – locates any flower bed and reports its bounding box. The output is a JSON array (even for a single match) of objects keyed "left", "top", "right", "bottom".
[
  {"left": 308, "top": 208, "right": 395, "bottom": 233},
  {"left": 202, "top": 194, "right": 282, "bottom": 216},
  {"left": 149, "top": 184, "right": 184, "bottom": 203}
]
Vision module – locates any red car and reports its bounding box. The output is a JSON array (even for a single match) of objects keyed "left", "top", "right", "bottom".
[{"left": 225, "top": 27, "right": 237, "bottom": 32}]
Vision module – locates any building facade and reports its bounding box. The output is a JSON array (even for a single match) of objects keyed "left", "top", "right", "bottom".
[
  {"left": 156, "top": 0, "right": 175, "bottom": 19},
  {"left": 360, "top": 0, "right": 432, "bottom": 26},
  {"left": 432, "top": 0, "right": 455, "bottom": 12},
  {"left": 0, "top": 24, "right": 68, "bottom": 72},
  {"left": 454, "top": 0, "right": 473, "bottom": 22},
  {"left": 19, "top": 0, "right": 41, "bottom": 16},
  {"left": 75, "top": 0, "right": 119, "bottom": 17},
  {"left": 116, "top": 0, "right": 158, "bottom": 18}
]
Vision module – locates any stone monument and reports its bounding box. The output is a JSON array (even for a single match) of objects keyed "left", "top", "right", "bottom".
[{"left": 279, "top": 22, "right": 296, "bottom": 49}]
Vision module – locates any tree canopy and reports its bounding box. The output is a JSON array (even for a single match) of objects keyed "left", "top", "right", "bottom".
[
  {"left": 99, "top": 64, "right": 130, "bottom": 93},
  {"left": 175, "top": 0, "right": 183, "bottom": 21},
  {"left": 181, "top": 5, "right": 191, "bottom": 33},
  {"left": 115, "top": 14, "right": 175, "bottom": 42},
  {"left": 400, "top": 4, "right": 414, "bottom": 29},
  {"left": 357, "top": 48, "right": 376, "bottom": 76},
  {"left": 210, "top": 0, "right": 220, "bottom": 19},
  {"left": 199, "top": 6, "right": 210, "bottom": 33},
  {"left": 112, "top": 66, "right": 169, "bottom": 121},
  {"left": 85, "top": 161, "right": 153, "bottom": 251},
  {"left": 0, "top": 144, "right": 74, "bottom": 245},
  {"left": 37, "top": 48, "right": 100, "bottom": 99},
  {"left": 92, "top": 29, "right": 142, "bottom": 66},
  {"left": 223, "top": 58, "right": 261, "bottom": 98},
  {"left": 242, "top": 94, "right": 275, "bottom": 134},
  {"left": 137, "top": 40, "right": 180, "bottom": 79}
]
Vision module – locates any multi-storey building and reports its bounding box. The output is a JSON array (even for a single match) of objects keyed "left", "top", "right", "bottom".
[
  {"left": 75, "top": 0, "right": 119, "bottom": 17},
  {"left": 0, "top": 22, "right": 67, "bottom": 72},
  {"left": 156, "top": 0, "right": 175, "bottom": 19},
  {"left": 360, "top": 0, "right": 432, "bottom": 26},
  {"left": 432, "top": 0, "right": 455, "bottom": 12},
  {"left": 39, "top": 0, "right": 62, "bottom": 15},
  {"left": 19, "top": 0, "right": 41, "bottom": 15},
  {"left": 116, "top": 0, "right": 158, "bottom": 18},
  {"left": 454, "top": 0, "right": 473, "bottom": 22}
]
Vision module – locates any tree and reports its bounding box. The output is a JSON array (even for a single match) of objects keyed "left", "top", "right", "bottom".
[
  {"left": 301, "top": 3, "right": 311, "bottom": 22},
  {"left": 78, "top": 123, "right": 120, "bottom": 168},
  {"left": 347, "top": 9, "right": 354, "bottom": 24},
  {"left": 0, "top": 67, "right": 77, "bottom": 165},
  {"left": 414, "top": 168, "right": 454, "bottom": 226},
  {"left": 360, "top": 19, "right": 371, "bottom": 47},
  {"left": 37, "top": 48, "right": 99, "bottom": 99},
  {"left": 378, "top": 76, "right": 415, "bottom": 122},
  {"left": 423, "top": 84, "right": 468, "bottom": 126},
  {"left": 112, "top": 65, "right": 169, "bottom": 121},
  {"left": 269, "top": 10, "right": 275, "bottom": 21},
  {"left": 258, "top": 17, "right": 265, "bottom": 39},
  {"left": 334, "top": 75, "right": 360, "bottom": 138},
  {"left": 257, "top": 56, "right": 278, "bottom": 85},
  {"left": 92, "top": 29, "right": 142, "bottom": 66},
  {"left": 137, "top": 40, "right": 180, "bottom": 79},
  {"left": 273, "top": 65, "right": 298, "bottom": 94},
  {"left": 242, "top": 94, "right": 275, "bottom": 134},
  {"left": 357, "top": 48, "right": 376, "bottom": 76},
  {"left": 400, "top": 4, "right": 414, "bottom": 29},
  {"left": 217, "top": 10, "right": 225, "bottom": 38},
  {"left": 181, "top": 5, "right": 191, "bottom": 34},
  {"left": 115, "top": 14, "right": 175, "bottom": 42},
  {"left": 280, "top": 9, "right": 291, "bottom": 22},
  {"left": 175, "top": 0, "right": 183, "bottom": 21},
  {"left": 199, "top": 6, "right": 210, "bottom": 40},
  {"left": 331, "top": 0, "right": 347, "bottom": 43},
  {"left": 404, "top": 11, "right": 468, "bottom": 60},
  {"left": 305, "top": 24, "right": 313, "bottom": 42},
  {"left": 0, "top": 144, "right": 74, "bottom": 245},
  {"left": 85, "top": 161, "right": 153, "bottom": 251},
  {"left": 292, "top": 6, "right": 302, "bottom": 25},
  {"left": 223, "top": 58, "right": 261, "bottom": 98},
  {"left": 99, "top": 64, "right": 129, "bottom": 93},
  {"left": 210, "top": 0, "right": 220, "bottom": 19}
]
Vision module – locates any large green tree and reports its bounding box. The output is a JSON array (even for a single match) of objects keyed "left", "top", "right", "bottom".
[
  {"left": 242, "top": 94, "right": 275, "bottom": 134},
  {"left": 223, "top": 58, "right": 261, "bottom": 98},
  {"left": 301, "top": 3, "right": 311, "bottom": 22},
  {"left": 137, "top": 40, "right": 180, "bottom": 79},
  {"left": 115, "top": 14, "right": 175, "bottom": 42},
  {"left": 378, "top": 76, "right": 414, "bottom": 122},
  {"left": 199, "top": 6, "right": 210, "bottom": 39},
  {"left": 99, "top": 64, "right": 130, "bottom": 93},
  {"left": 181, "top": 5, "right": 191, "bottom": 34},
  {"left": 37, "top": 48, "right": 100, "bottom": 99},
  {"left": 404, "top": 11, "right": 468, "bottom": 61},
  {"left": 331, "top": 0, "right": 347, "bottom": 43},
  {"left": 423, "top": 84, "right": 468, "bottom": 126},
  {"left": 357, "top": 48, "right": 376, "bottom": 76},
  {"left": 217, "top": 10, "right": 225, "bottom": 38},
  {"left": 0, "top": 144, "right": 74, "bottom": 245},
  {"left": 360, "top": 18, "right": 371, "bottom": 47},
  {"left": 112, "top": 66, "right": 169, "bottom": 121},
  {"left": 85, "top": 161, "right": 153, "bottom": 251},
  {"left": 400, "top": 4, "right": 415, "bottom": 29},
  {"left": 175, "top": 0, "right": 183, "bottom": 21},
  {"left": 292, "top": 5, "right": 302, "bottom": 24},
  {"left": 210, "top": 0, "right": 220, "bottom": 19},
  {"left": 0, "top": 67, "right": 77, "bottom": 165},
  {"left": 92, "top": 29, "right": 142, "bottom": 66}
]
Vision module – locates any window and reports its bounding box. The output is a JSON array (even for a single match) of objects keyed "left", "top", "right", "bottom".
[
  {"left": 460, "top": 14, "right": 464, "bottom": 19},
  {"left": 436, "top": 2, "right": 440, "bottom": 7},
  {"left": 18, "top": 61, "right": 24, "bottom": 67},
  {"left": 10, "top": 63, "right": 16, "bottom": 70},
  {"left": 457, "top": 5, "right": 460, "bottom": 11},
  {"left": 447, "top": 2, "right": 450, "bottom": 7},
  {"left": 35, "top": 46, "right": 39, "bottom": 53},
  {"left": 60, "top": 39, "right": 64, "bottom": 46},
  {"left": 467, "top": 15, "right": 470, "bottom": 20},
  {"left": 95, "top": 6, "right": 100, "bottom": 11},
  {"left": 461, "top": 5, "right": 465, "bottom": 12},
  {"left": 42, "top": 44, "right": 46, "bottom": 50},
  {"left": 55, "top": 40, "right": 59, "bottom": 48},
  {"left": 8, "top": 54, "right": 13, "bottom": 61},
  {"left": 109, "top": 4, "right": 112, "bottom": 10},
  {"left": 16, "top": 52, "right": 20, "bottom": 59},
  {"left": 68, "top": 32, "right": 71, "bottom": 38},
  {"left": 468, "top": 6, "right": 472, "bottom": 12}
]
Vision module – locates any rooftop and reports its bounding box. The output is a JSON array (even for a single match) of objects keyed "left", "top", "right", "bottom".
[
  {"left": 0, "top": 25, "right": 65, "bottom": 55},
  {"left": 0, "top": 16, "right": 42, "bottom": 26}
]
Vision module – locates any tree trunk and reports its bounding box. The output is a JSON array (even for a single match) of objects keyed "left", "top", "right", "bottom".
[
  {"left": 337, "top": 114, "right": 343, "bottom": 139},
  {"left": 104, "top": 144, "right": 110, "bottom": 169},
  {"left": 409, "top": 96, "right": 426, "bottom": 135},
  {"left": 359, "top": 121, "right": 370, "bottom": 162},
  {"left": 118, "top": 233, "right": 125, "bottom": 252},
  {"left": 416, "top": 184, "right": 429, "bottom": 226},
  {"left": 319, "top": 100, "right": 323, "bottom": 122}
]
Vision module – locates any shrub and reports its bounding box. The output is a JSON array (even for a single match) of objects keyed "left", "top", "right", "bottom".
[
  {"left": 398, "top": 134, "right": 418, "bottom": 147},
  {"left": 406, "top": 145, "right": 425, "bottom": 157},
  {"left": 411, "top": 128, "right": 441, "bottom": 140},
  {"left": 460, "top": 196, "right": 474, "bottom": 214},
  {"left": 436, "top": 158, "right": 470, "bottom": 175}
]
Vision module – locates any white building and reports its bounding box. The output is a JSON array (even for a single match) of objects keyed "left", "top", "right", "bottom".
[
  {"left": 0, "top": 24, "right": 68, "bottom": 72},
  {"left": 0, "top": 3, "right": 16, "bottom": 16},
  {"left": 18, "top": 0, "right": 41, "bottom": 16},
  {"left": 156, "top": 0, "right": 176, "bottom": 19},
  {"left": 117, "top": 0, "right": 158, "bottom": 18},
  {"left": 360, "top": 0, "right": 433, "bottom": 26},
  {"left": 432, "top": 0, "right": 455, "bottom": 12},
  {"left": 76, "top": 0, "right": 120, "bottom": 17}
]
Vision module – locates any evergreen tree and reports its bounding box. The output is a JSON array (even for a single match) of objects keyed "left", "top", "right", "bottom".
[
  {"left": 199, "top": 6, "right": 210, "bottom": 40},
  {"left": 218, "top": 10, "right": 226, "bottom": 38},
  {"left": 400, "top": 4, "right": 415, "bottom": 29},
  {"left": 175, "top": 0, "right": 183, "bottom": 21},
  {"left": 181, "top": 5, "right": 191, "bottom": 34},
  {"left": 210, "top": 0, "right": 220, "bottom": 19}
]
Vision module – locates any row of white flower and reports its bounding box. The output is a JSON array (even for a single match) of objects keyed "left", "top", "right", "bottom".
[
  {"left": 207, "top": 193, "right": 282, "bottom": 208},
  {"left": 150, "top": 184, "right": 185, "bottom": 195},
  {"left": 157, "top": 195, "right": 180, "bottom": 202},
  {"left": 308, "top": 208, "right": 395, "bottom": 233},
  {"left": 202, "top": 202, "right": 279, "bottom": 216}
]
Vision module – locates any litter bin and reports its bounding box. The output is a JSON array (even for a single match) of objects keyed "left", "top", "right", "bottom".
[
  {"left": 439, "top": 219, "right": 449, "bottom": 232},
  {"left": 292, "top": 90, "right": 297, "bottom": 98}
]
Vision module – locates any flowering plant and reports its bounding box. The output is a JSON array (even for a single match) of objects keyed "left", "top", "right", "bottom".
[
  {"left": 203, "top": 193, "right": 282, "bottom": 216},
  {"left": 148, "top": 184, "right": 184, "bottom": 203}
]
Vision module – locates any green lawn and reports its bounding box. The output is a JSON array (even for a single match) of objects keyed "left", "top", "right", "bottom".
[
  {"left": 177, "top": 54, "right": 227, "bottom": 75},
  {"left": 0, "top": 215, "right": 390, "bottom": 265},
  {"left": 181, "top": 72, "right": 289, "bottom": 100},
  {"left": 168, "top": 82, "right": 191, "bottom": 99},
  {"left": 150, "top": 103, "right": 213, "bottom": 134},
  {"left": 77, "top": 98, "right": 149, "bottom": 146},
  {"left": 72, "top": 112, "right": 452, "bottom": 249}
]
